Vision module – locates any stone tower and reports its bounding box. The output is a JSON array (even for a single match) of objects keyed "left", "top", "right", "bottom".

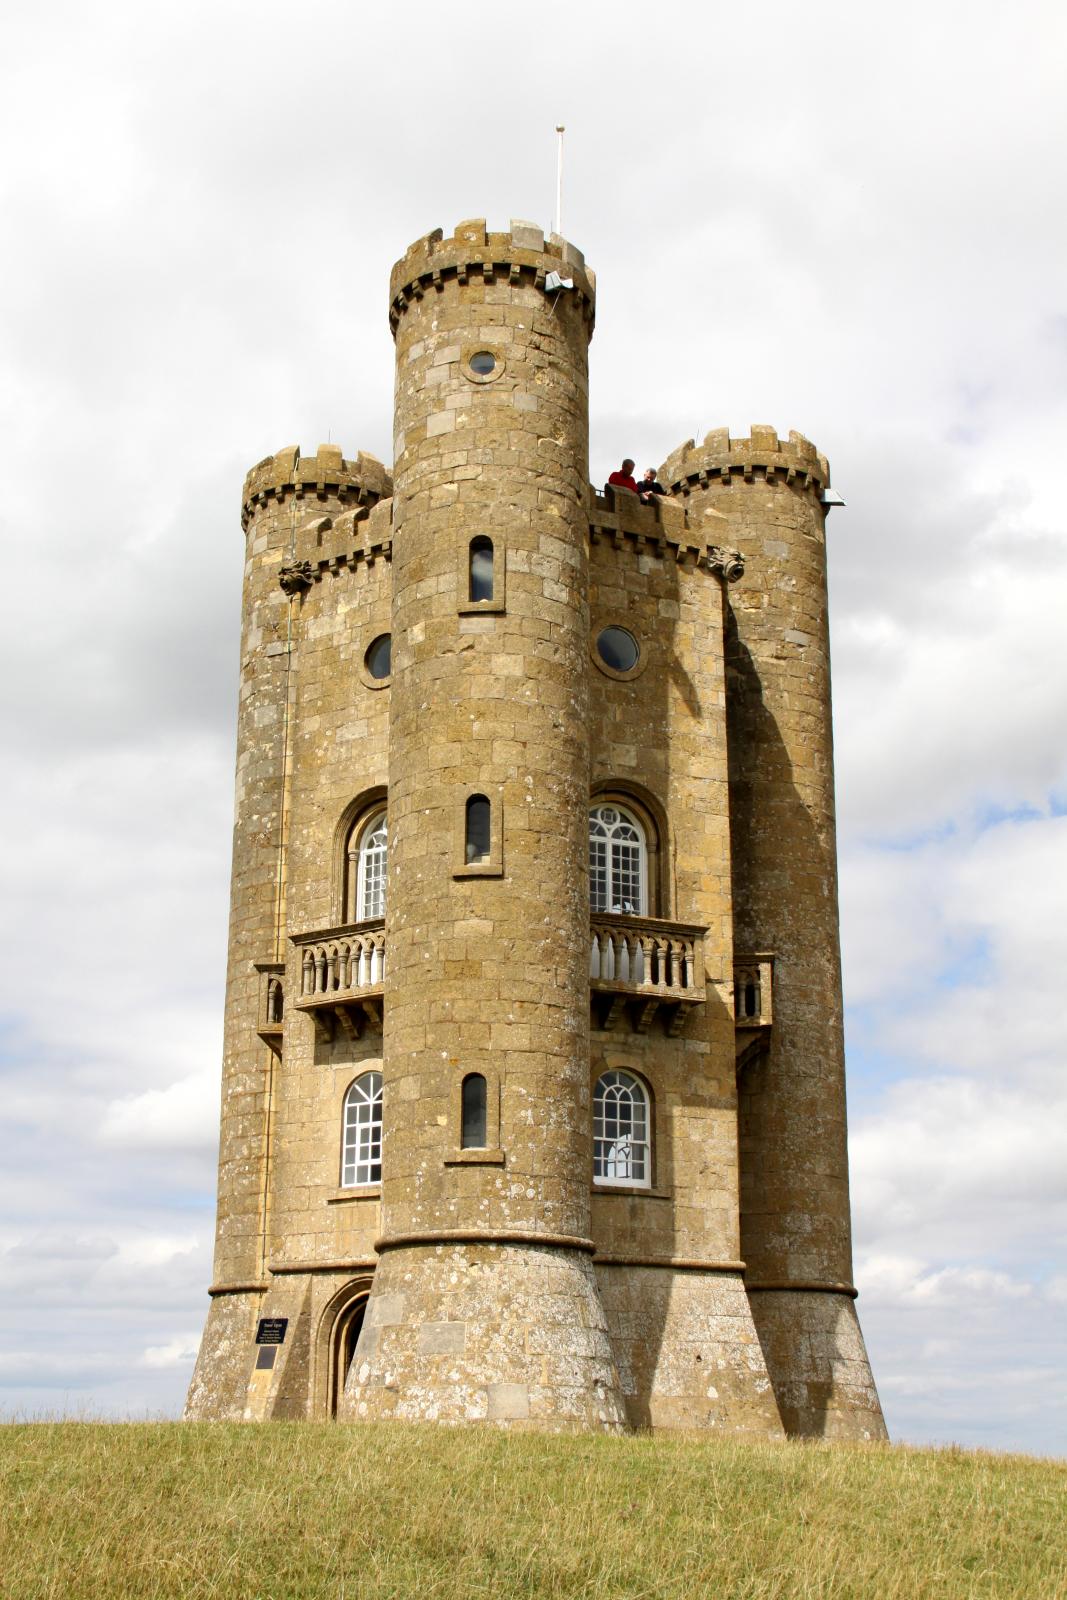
[{"left": 185, "top": 220, "right": 885, "bottom": 1440}]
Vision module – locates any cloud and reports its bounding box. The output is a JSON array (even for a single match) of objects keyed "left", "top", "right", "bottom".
[
  {"left": 100, "top": 1075, "right": 220, "bottom": 1153},
  {"left": 140, "top": 1335, "right": 201, "bottom": 1370}
]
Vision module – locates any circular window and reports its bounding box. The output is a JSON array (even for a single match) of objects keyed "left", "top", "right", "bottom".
[
  {"left": 596, "top": 627, "right": 639, "bottom": 673},
  {"left": 468, "top": 351, "right": 496, "bottom": 376},
  {"left": 365, "top": 634, "right": 392, "bottom": 681}
]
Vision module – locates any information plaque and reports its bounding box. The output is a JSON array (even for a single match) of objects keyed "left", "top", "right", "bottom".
[{"left": 255, "top": 1317, "right": 288, "bottom": 1346}]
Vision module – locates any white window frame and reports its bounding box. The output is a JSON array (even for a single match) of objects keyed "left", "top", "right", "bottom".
[
  {"left": 593, "top": 1069, "right": 651, "bottom": 1189},
  {"left": 355, "top": 810, "right": 388, "bottom": 921},
  {"left": 341, "top": 1070, "right": 383, "bottom": 1188},
  {"left": 589, "top": 803, "right": 647, "bottom": 916}
]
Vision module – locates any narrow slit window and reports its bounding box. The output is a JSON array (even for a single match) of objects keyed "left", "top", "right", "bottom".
[
  {"left": 461, "top": 1074, "right": 488, "bottom": 1149},
  {"left": 468, "top": 537, "right": 494, "bottom": 602},
  {"left": 465, "top": 795, "right": 491, "bottom": 864}
]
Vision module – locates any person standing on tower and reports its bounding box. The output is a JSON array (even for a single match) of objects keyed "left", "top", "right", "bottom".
[{"left": 607, "top": 458, "right": 638, "bottom": 494}]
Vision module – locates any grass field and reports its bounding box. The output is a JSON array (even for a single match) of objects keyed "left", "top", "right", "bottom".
[{"left": 1, "top": 1422, "right": 1064, "bottom": 1599}]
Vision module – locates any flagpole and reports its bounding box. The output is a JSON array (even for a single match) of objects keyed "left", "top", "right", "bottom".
[{"left": 555, "top": 125, "right": 565, "bottom": 236}]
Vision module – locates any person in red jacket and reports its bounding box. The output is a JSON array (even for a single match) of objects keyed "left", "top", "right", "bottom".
[{"left": 607, "top": 458, "right": 638, "bottom": 493}]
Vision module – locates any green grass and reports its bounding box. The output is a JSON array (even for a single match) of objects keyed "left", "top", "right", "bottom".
[{"left": 1, "top": 1423, "right": 1064, "bottom": 1599}]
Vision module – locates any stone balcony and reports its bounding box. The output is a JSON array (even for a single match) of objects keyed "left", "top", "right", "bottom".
[
  {"left": 291, "top": 919, "right": 385, "bottom": 1040},
  {"left": 734, "top": 953, "right": 774, "bottom": 1069},
  {"left": 589, "top": 914, "right": 707, "bottom": 1036}
]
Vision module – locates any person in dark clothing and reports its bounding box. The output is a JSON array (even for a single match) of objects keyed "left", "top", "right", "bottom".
[
  {"left": 639, "top": 467, "right": 666, "bottom": 502},
  {"left": 607, "top": 458, "right": 638, "bottom": 494}
]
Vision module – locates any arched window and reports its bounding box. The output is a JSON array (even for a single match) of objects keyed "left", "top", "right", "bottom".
[
  {"left": 347, "top": 810, "right": 387, "bottom": 921},
  {"left": 341, "top": 1071, "right": 383, "bottom": 1187},
  {"left": 461, "top": 1074, "right": 488, "bottom": 1148},
  {"left": 468, "top": 537, "right": 494, "bottom": 602},
  {"left": 593, "top": 1070, "right": 651, "bottom": 1188},
  {"left": 589, "top": 804, "right": 647, "bottom": 915},
  {"left": 465, "top": 795, "right": 491, "bottom": 864}
]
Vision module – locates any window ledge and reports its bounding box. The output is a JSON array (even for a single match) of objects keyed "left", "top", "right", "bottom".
[
  {"left": 327, "top": 1186, "right": 382, "bottom": 1204},
  {"left": 457, "top": 599, "right": 505, "bottom": 615},
  {"left": 453, "top": 862, "right": 504, "bottom": 879},
  {"left": 444, "top": 1149, "right": 506, "bottom": 1166},
  {"left": 592, "top": 1184, "right": 672, "bottom": 1200}
]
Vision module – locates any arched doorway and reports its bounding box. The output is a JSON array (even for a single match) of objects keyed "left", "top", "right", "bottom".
[{"left": 331, "top": 1293, "right": 369, "bottom": 1417}]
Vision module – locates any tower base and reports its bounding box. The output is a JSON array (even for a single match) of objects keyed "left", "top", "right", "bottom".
[
  {"left": 184, "top": 1290, "right": 265, "bottom": 1421},
  {"left": 748, "top": 1288, "right": 887, "bottom": 1440},
  {"left": 339, "top": 1239, "right": 626, "bottom": 1431},
  {"left": 596, "top": 1265, "right": 784, "bottom": 1437}
]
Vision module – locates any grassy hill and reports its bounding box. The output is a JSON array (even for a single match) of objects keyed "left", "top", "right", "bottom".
[{"left": 2, "top": 1422, "right": 1064, "bottom": 1599}]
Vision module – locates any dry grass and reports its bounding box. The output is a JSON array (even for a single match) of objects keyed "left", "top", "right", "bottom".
[{"left": 1, "top": 1422, "right": 1064, "bottom": 1599}]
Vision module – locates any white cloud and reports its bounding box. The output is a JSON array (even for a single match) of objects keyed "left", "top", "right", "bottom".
[
  {"left": 140, "top": 1335, "right": 201, "bottom": 1370},
  {"left": 100, "top": 1075, "right": 219, "bottom": 1153}
]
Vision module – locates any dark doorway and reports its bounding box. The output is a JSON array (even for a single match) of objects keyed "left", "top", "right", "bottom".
[{"left": 331, "top": 1293, "right": 368, "bottom": 1418}]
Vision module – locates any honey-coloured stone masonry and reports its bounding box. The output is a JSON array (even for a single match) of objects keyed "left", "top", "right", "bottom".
[{"left": 185, "top": 220, "right": 885, "bottom": 1440}]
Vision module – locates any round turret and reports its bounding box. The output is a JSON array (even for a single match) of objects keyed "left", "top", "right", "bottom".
[
  {"left": 661, "top": 425, "right": 885, "bottom": 1441},
  {"left": 342, "top": 220, "right": 625, "bottom": 1430}
]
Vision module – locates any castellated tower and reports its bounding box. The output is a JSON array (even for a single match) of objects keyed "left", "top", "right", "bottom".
[{"left": 185, "top": 220, "right": 885, "bottom": 1440}]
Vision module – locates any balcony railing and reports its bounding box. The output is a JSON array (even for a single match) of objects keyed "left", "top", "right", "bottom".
[
  {"left": 589, "top": 914, "right": 706, "bottom": 1036},
  {"left": 290, "top": 919, "right": 385, "bottom": 1040},
  {"left": 734, "top": 953, "right": 774, "bottom": 1069},
  {"left": 253, "top": 960, "right": 285, "bottom": 1057}
]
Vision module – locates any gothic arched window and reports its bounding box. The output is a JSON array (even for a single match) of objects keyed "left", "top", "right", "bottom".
[
  {"left": 341, "top": 1071, "right": 383, "bottom": 1188},
  {"left": 347, "top": 810, "right": 387, "bottom": 921},
  {"left": 593, "top": 1070, "right": 651, "bottom": 1188},
  {"left": 589, "top": 803, "right": 647, "bottom": 915}
]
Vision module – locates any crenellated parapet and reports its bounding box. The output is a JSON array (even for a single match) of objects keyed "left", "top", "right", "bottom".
[
  {"left": 388, "top": 218, "right": 596, "bottom": 337},
  {"left": 241, "top": 445, "right": 393, "bottom": 531},
  {"left": 660, "top": 427, "right": 830, "bottom": 499},
  {"left": 588, "top": 486, "right": 744, "bottom": 581},
  {"left": 281, "top": 498, "right": 394, "bottom": 590}
]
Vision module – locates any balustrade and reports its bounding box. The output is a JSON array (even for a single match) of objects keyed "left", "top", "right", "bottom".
[
  {"left": 734, "top": 953, "right": 774, "bottom": 1069},
  {"left": 291, "top": 918, "right": 385, "bottom": 1039},
  {"left": 589, "top": 914, "right": 706, "bottom": 1035}
]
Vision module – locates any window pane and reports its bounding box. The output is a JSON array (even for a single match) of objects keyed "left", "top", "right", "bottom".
[
  {"left": 461, "top": 1075, "right": 488, "bottom": 1148},
  {"left": 596, "top": 627, "right": 639, "bottom": 672},
  {"left": 469, "top": 538, "right": 494, "bottom": 602},
  {"left": 465, "top": 795, "right": 491, "bottom": 863},
  {"left": 365, "top": 634, "right": 392, "bottom": 680},
  {"left": 342, "top": 1071, "right": 383, "bottom": 1187},
  {"left": 358, "top": 813, "right": 387, "bottom": 919},
  {"left": 589, "top": 805, "right": 646, "bottom": 915},
  {"left": 593, "top": 1070, "right": 650, "bottom": 1188}
]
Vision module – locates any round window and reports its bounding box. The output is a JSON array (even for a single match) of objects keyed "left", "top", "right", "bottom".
[
  {"left": 468, "top": 351, "right": 496, "bottom": 376},
  {"left": 365, "top": 634, "right": 392, "bottom": 680},
  {"left": 596, "top": 626, "right": 639, "bottom": 673}
]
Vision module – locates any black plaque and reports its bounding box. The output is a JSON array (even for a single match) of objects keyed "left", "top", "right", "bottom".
[{"left": 255, "top": 1317, "right": 288, "bottom": 1346}]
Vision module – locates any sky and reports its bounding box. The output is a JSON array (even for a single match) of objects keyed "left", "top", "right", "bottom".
[{"left": 1, "top": 0, "right": 1064, "bottom": 1456}]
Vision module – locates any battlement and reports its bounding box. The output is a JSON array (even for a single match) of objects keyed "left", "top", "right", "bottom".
[
  {"left": 241, "top": 445, "right": 393, "bottom": 530},
  {"left": 659, "top": 428, "right": 830, "bottom": 497},
  {"left": 389, "top": 218, "right": 596, "bottom": 336},
  {"left": 588, "top": 486, "right": 744, "bottom": 581}
]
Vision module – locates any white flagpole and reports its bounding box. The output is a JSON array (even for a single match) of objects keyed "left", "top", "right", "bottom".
[{"left": 555, "top": 125, "right": 565, "bottom": 237}]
